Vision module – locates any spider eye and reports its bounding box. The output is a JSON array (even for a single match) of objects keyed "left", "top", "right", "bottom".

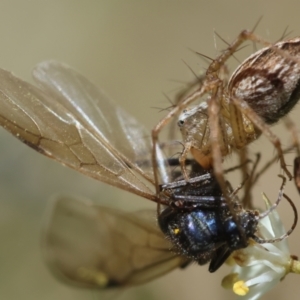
[{"left": 178, "top": 119, "right": 185, "bottom": 127}]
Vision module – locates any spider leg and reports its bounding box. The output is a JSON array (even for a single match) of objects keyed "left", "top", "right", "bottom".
[
  {"left": 152, "top": 84, "right": 209, "bottom": 192},
  {"left": 231, "top": 95, "right": 292, "bottom": 180}
]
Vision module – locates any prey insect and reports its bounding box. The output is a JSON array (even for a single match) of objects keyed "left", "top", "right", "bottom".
[
  {"left": 152, "top": 28, "right": 300, "bottom": 195},
  {"left": 157, "top": 164, "right": 297, "bottom": 273},
  {"left": 0, "top": 61, "right": 296, "bottom": 288},
  {"left": 45, "top": 163, "right": 297, "bottom": 288}
]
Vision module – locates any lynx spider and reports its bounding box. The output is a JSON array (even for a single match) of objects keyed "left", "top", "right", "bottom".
[{"left": 152, "top": 28, "right": 300, "bottom": 197}]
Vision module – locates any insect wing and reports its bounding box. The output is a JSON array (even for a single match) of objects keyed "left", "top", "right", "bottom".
[
  {"left": 43, "top": 195, "right": 188, "bottom": 288},
  {"left": 33, "top": 61, "right": 155, "bottom": 174},
  {"left": 0, "top": 61, "right": 161, "bottom": 199}
]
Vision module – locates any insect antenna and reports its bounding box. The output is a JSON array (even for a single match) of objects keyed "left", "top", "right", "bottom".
[
  {"left": 255, "top": 193, "right": 298, "bottom": 244},
  {"left": 257, "top": 175, "right": 286, "bottom": 220},
  {"left": 253, "top": 175, "right": 298, "bottom": 244}
]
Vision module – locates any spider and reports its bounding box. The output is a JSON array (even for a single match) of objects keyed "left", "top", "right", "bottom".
[{"left": 152, "top": 27, "right": 300, "bottom": 198}]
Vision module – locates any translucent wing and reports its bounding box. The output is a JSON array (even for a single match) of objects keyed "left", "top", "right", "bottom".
[
  {"left": 0, "top": 61, "right": 164, "bottom": 200},
  {"left": 43, "top": 195, "right": 189, "bottom": 288}
]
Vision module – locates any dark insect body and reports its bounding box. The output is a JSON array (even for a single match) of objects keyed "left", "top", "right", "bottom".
[
  {"left": 158, "top": 168, "right": 258, "bottom": 273},
  {"left": 157, "top": 160, "right": 297, "bottom": 273}
]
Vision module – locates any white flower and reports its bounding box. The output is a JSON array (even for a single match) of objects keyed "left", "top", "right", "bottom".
[{"left": 222, "top": 193, "right": 300, "bottom": 299}]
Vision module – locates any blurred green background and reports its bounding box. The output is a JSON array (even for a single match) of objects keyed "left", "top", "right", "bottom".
[{"left": 0, "top": 1, "right": 300, "bottom": 299}]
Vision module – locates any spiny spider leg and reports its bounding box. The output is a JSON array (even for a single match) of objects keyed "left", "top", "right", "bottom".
[
  {"left": 152, "top": 28, "right": 300, "bottom": 199},
  {"left": 230, "top": 94, "right": 292, "bottom": 179}
]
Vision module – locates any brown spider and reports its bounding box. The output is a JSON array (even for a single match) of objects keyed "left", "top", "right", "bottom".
[{"left": 152, "top": 28, "right": 300, "bottom": 196}]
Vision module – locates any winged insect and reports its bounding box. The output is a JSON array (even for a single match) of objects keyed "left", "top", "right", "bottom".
[{"left": 0, "top": 61, "right": 295, "bottom": 288}]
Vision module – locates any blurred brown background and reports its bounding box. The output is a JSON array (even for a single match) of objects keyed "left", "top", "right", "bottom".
[{"left": 0, "top": 1, "right": 300, "bottom": 299}]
